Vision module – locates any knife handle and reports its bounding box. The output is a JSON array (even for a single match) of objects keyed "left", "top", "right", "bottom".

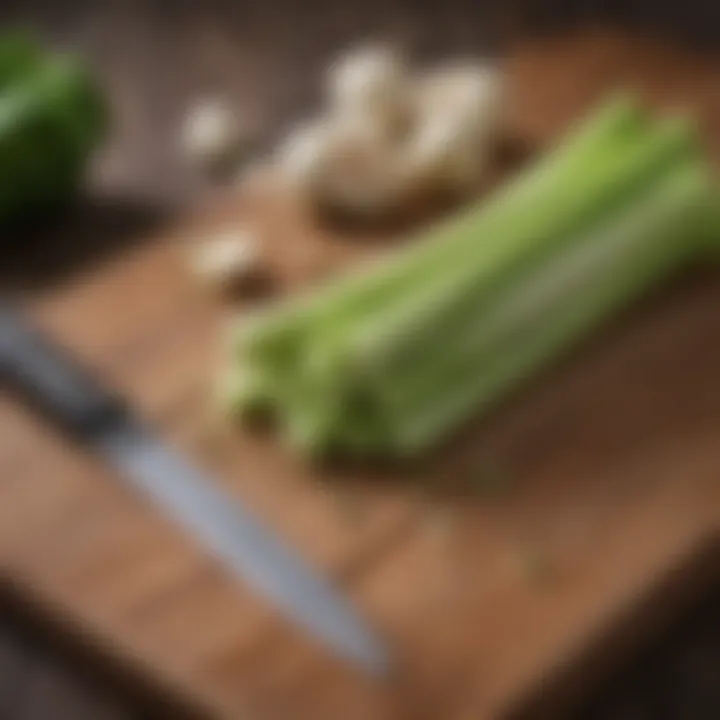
[{"left": 0, "top": 305, "right": 127, "bottom": 438}]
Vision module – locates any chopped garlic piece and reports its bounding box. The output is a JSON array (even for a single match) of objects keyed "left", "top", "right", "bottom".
[
  {"left": 181, "top": 99, "right": 248, "bottom": 172},
  {"left": 278, "top": 113, "right": 409, "bottom": 216},
  {"left": 277, "top": 118, "right": 335, "bottom": 189},
  {"left": 272, "top": 53, "right": 504, "bottom": 219},
  {"left": 190, "top": 229, "right": 263, "bottom": 291},
  {"left": 406, "top": 109, "right": 486, "bottom": 192},
  {"left": 315, "top": 116, "right": 413, "bottom": 217},
  {"left": 327, "top": 44, "right": 409, "bottom": 129},
  {"left": 409, "top": 63, "right": 502, "bottom": 193},
  {"left": 413, "top": 63, "right": 501, "bottom": 128}
]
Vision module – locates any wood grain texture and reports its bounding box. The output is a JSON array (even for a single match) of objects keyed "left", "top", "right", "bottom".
[{"left": 2, "top": 28, "right": 720, "bottom": 720}]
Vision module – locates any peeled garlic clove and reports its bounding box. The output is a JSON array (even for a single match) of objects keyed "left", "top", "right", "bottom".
[
  {"left": 327, "top": 44, "right": 410, "bottom": 131},
  {"left": 276, "top": 110, "right": 406, "bottom": 217},
  {"left": 405, "top": 113, "right": 459, "bottom": 179},
  {"left": 190, "top": 229, "right": 264, "bottom": 291},
  {"left": 401, "top": 113, "right": 472, "bottom": 195},
  {"left": 414, "top": 62, "right": 502, "bottom": 130},
  {"left": 276, "top": 118, "right": 337, "bottom": 191},
  {"left": 427, "top": 115, "right": 489, "bottom": 191},
  {"left": 313, "top": 118, "right": 414, "bottom": 218},
  {"left": 413, "top": 62, "right": 503, "bottom": 160},
  {"left": 408, "top": 63, "right": 503, "bottom": 194},
  {"left": 181, "top": 98, "right": 248, "bottom": 172}
]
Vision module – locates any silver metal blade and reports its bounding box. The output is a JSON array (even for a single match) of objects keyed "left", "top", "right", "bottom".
[{"left": 97, "top": 421, "right": 388, "bottom": 675}]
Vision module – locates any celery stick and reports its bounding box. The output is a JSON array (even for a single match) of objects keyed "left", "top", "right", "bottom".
[
  {"left": 267, "top": 109, "right": 688, "bottom": 451},
  {"left": 322, "top": 388, "right": 390, "bottom": 456},
  {"left": 386, "top": 163, "right": 710, "bottom": 455},
  {"left": 375, "top": 155, "right": 701, "bottom": 407},
  {"left": 220, "top": 364, "right": 275, "bottom": 419},
  {"left": 236, "top": 93, "right": 644, "bottom": 369},
  {"left": 383, "top": 161, "right": 698, "bottom": 412},
  {"left": 339, "top": 114, "right": 695, "bottom": 385},
  {"left": 304, "top": 93, "right": 644, "bottom": 339},
  {"left": 243, "top": 96, "right": 652, "bottom": 420}
]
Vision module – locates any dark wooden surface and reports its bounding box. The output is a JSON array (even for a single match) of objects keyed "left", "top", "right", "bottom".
[
  {"left": 1, "top": 579, "right": 718, "bottom": 719},
  {"left": 1, "top": 2, "right": 720, "bottom": 719},
  {"left": 0, "top": 579, "right": 201, "bottom": 720}
]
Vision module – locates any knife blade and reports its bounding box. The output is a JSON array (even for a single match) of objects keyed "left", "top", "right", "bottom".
[{"left": 0, "top": 305, "right": 389, "bottom": 675}]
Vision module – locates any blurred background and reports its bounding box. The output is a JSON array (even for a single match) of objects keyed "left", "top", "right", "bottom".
[{"left": 1, "top": 1, "right": 720, "bottom": 718}]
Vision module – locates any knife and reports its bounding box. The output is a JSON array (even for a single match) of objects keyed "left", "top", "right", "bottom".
[{"left": 0, "top": 304, "right": 388, "bottom": 675}]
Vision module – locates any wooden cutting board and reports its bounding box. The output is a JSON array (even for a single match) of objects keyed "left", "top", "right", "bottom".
[{"left": 2, "top": 30, "right": 720, "bottom": 720}]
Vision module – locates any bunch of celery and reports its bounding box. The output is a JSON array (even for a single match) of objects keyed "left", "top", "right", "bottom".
[{"left": 225, "top": 93, "right": 714, "bottom": 459}]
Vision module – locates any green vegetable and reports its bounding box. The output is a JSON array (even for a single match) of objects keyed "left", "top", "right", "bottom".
[
  {"left": 325, "top": 114, "right": 694, "bottom": 390},
  {"left": 0, "top": 32, "right": 43, "bottom": 88},
  {"left": 236, "top": 94, "right": 643, "bottom": 371},
  {"left": 234, "top": 94, "right": 646, "bottom": 428},
  {"left": 291, "top": 114, "right": 696, "bottom": 453},
  {"left": 0, "top": 32, "right": 107, "bottom": 225},
  {"left": 387, "top": 162, "right": 711, "bottom": 454},
  {"left": 228, "top": 93, "right": 715, "bottom": 459}
]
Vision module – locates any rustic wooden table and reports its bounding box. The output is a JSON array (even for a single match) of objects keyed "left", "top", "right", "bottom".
[{"left": 1, "top": 2, "right": 720, "bottom": 719}]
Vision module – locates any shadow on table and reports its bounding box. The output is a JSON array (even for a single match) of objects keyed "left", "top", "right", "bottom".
[
  {"left": 577, "top": 568, "right": 720, "bottom": 720},
  {"left": 1, "top": 193, "right": 171, "bottom": 294},
  {"left": 0, "top": 575, "right": 205, "bottom": 720}
]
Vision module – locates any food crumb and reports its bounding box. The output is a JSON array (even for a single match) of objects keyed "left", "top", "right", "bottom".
[{"left": 189, "top": 227, "right": 270, "bottom": 296}]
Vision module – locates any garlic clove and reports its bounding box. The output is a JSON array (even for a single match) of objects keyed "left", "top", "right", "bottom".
[
  {"left": 190, "top": 228, "right": 265, "bottom": 292},
  {"left": 405, "top": 113, "right": 459, "bottom": 175},
  {"left": 276, "top": 118, "right": 337, "bottom": 192},
  {"left": 181, "top": 98, "right": 251, "bottom": 173},
  {"left": 314, "top": 117, "right": 415, "bottom": 218},
  {"left": 407, "top": 62, "right": 503, "bottom": 194},
  {"left": 277, "top": 111, "right": 408, "bottom": 218},
  {"left": 327, "top": 44, "right": 410, "bottom": 134},
  {"left": 417, "top": 114, "right": 489, "bottom": 192},
  {"left": 275, "top": 56, "right": 504, "bottom": 219},
  {"left": 413, "top": 62, "right": 502, "bottom": 126}
]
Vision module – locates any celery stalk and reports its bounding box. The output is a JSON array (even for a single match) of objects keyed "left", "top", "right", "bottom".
[
  {"left": 228, "top": 95, "right": 713, "bottom": 462},
  {"left": 239, "top": 96, "right": 653, "bottom": 426},
  {"left": 236, "top": 94, "right": 644, "bottom": 372},
  {"left": 290, "top": 113, "right": 695, "bottom": 450},
  {"left": 385, "top": 163, "right": 710, "bottom": 455},
  {"left": 338, "top": 114, "right": 695, "bottom": 385}
]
